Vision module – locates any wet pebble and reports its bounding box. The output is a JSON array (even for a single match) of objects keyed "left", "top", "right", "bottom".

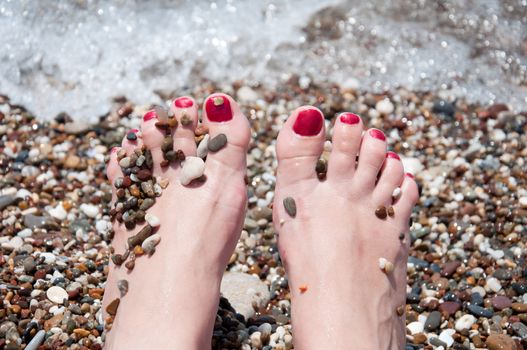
[
  {"left": 46, "top": 286, "right": 69, "bottom": 304},
  {"left": 208, "top": 133, "right": 228, "bottom": 152},
  {"left": 180, "top": 156, "right": 205, "bottom": 185},
  {"left": 141, "top": 233, "right": 161, "bottom": 255}
]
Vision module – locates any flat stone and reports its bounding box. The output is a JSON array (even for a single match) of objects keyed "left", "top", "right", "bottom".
[
  {"left": 0, "top": 194, "right": 16, "bottom": 210},
  {"left": 486, "top": 334, "right": 518, "bottom": 350},
  {"left": 512, "top": 303, "right": 527, "bottom": 313},
  {"left": 220, "top": 272, "right": 270, "bottom": 320},
  {"left": 467, "top": 304, "right": 493, "bottom": 318},
  {"left": 441, "top": 260, "right": 461, "bottom": 277},
  {"left": 283, "top": 197, "right": 296, "bottom": 218},
  {"left": 493, "top": 268, "right": 513, "bottom": 280},
  {"left": 46, "top": 286, "right": 68, "bottom": 304},
  {"left": 424, "top": 311, "right": 441, "bottom": 331},
  {"left": 455, "top": 314, "right": 476, "bottom": 331},
  {"left": 491, "top": 296, "right": 512, "bottom": 310},
  {"left": 208, "top": 133, "right": 227, "bottom": 152},
  {"left": 512, "top": 322, "right": 527, "bottom": 339}
]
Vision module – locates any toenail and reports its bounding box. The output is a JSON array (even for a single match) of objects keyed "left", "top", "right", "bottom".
[
  {"left": 405, "top": 172, "right": 415, "bottom": 179},
  {"left": 369, "top": 129, "right": 386, "bottom": 141},
  {"left": 386, "top": 151, "right": 400, "bottom": 160},
  {"left": 293, "top": 108, "right": 323, "bottom": 136},
  {"left": 206, "top": 95, "right": 233, "bottom": 122},
  {"left": 174, "top": 97, "right": 194, "bottom": 108},
  {"left": 339, "top": 113, "right": 361, "bottom": 125},
  {"left": 143, "top": 110, "right": 157, "bottom": 121}
]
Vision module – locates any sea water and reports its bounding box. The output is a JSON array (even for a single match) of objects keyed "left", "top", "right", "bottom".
[{"left": 0, "top": 0, "right": 526, "bottom": 122}]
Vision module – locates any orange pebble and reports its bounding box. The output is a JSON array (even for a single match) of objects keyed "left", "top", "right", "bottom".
[{"left": 299, "top": 285, "right": 308, "bottom": 294}]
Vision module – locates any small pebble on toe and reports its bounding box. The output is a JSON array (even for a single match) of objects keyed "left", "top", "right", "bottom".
[
  {"left": 387, "top": 206, "right": 395, "bottom": 217},
  {"left": 106, "top": 298, "right": 120, "bottom": 316},
  {"left": 208, "top": 133, "right": 228, "bottom": 152},
  {"left": 145, "top": 213, "right": 160, "bottom": 227},
  {"left": 392, "top": 187, "right": 401, "bottom": 200},
  {"left": 154, "top": 106, "right": 169, "bottom": 123},
  {"left": 378, "top": 257, "right": 394, "bottom": 274},
  {"left": 299, "top": 285, "right": 308, "bottom": 294},
  {"left": 117, "top": 280, "right": 129, "bottom": 297},
  {"left": 283, "top": 197, "right": 297, "bottom": 218},
  {"left": 142, "top": 233, "right": 161, "bottom": 255},
  {"left": 396, "top": 305, "right": 405, "bottom": 316},
  {"left": 213, "top": 96, "right": 225, "bottom": 106},
  {"left": 180, "top": 156, "right": 205, "bottom": 186},
  {"left": 126, "top": 131, "right": 137, "bottom": 141},
  {"left": 197, "top": 134, "right": 210, "bottom": 159},
  {"left": 180, "top": 114, "right": 192, "bottom": 126},
  {"left": 375, "top": 205, "right": 387, "bottom": 219}
]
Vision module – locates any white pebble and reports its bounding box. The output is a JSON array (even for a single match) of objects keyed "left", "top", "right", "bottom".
[
  {"left": 197, "top": 134, "right": 210, "bottom": 159},
  {"left": 48, "top": 203, "right": 67, "bottom": 220},
  {"left": 392, "top": 187, "right": 401, "bottom": 199},
  {"left": 455, "top": 314, "right": 476, "bottom": 331},
  {"left": 3, "top": 236, "right": 24, "bottom": 251},
  {"left": 25, "top": 329, "right": 45, "bottom": 350},
  {"left": 519, "top": 196, "right": 527, "bottom": 208},
  {"left": 407, "top": 321, "right": 424, "bottom": 335},
  {"left": 438, "top": 329, "right": 455, "bottom": 347},
  {"left": 40, "top": 252, "right": 57, "bottom": 264},
  {"left": 180, "top": 156, "right": 205, "bottom": 186},
  {"left": 375, "top": 98, "right": 394, "bottom": 114},
  {"left": 486, "top": 277, "right": 502, "bottom": 293},
  {"left": 145, "top": 213, "right": 160, "bottom": 227},
  {"left": 17, "top": 228, "right": 33, "bottom": 238},
  {"left": 95, "top": 220, "right": 111, "bottom": 234},
  {"left": 471, "top": 286, "right": 486, "bottom": 297},
  {"left": 141, "top": 233, "right": 161, "bottom": 255},
  {"left": 378, "top": 257, "right": 394, "bottom": 274},
  {"left": 401, "top": 157, "right": 424, "bottom": 174},
  {"left": 80, "top": 203, "right": 99, "bottom": 218},
  {"left": 46, "top": 286, "right": 69, "bottom": 304}
]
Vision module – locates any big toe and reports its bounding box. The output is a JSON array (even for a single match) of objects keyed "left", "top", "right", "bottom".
[
  {"left": 275, "top": 106, "right": 326, "bottom": 187},
  {"left": 201, "top": 93, "right": 251, "bottom": 174}
]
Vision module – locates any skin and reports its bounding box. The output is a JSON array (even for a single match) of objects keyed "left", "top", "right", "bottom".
[{"left": 103, "top": 96, "right": 418, "bottom": 350}]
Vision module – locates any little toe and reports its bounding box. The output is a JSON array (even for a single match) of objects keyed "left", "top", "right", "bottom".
[
  {"left": 373, "top": 151, "right": 404, "bottom": 205},
  {"left": 393, "top": 173, "right": 419, "bottom": 220},
  {"left": 201, "top": 93, "right": 251, "bottom": 173},
  {"left": 171, "top": 96, "right": 198, "bottom": 157},
  {"left": 121, "top": 128, "right": 143, "bottom": 154},
  {"left": 327, "top": 112, "right": 363, "bottom": 180},
  {"left": 352, "top": 128, "right": 387, "bottom": 191},
  {"left": 275, "top": 106, "right": 326, "bottom": 186},
  {"left": 106, "top": 147, "right": 123, "bottom": 186},
  {"left": 140, "top": 110, "right": 166, "bottom": 173}
]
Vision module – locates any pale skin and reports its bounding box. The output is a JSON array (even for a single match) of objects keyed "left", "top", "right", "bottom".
[{"left": 103, "top": 94, "right": 419, "bottom": 349}]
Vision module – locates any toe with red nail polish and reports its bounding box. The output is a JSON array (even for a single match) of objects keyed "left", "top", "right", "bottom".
[
  {"left": 206, "top": 95, "right": 233, "bottom": 122},
  {"left": 386, "top": 151, "right": 400, "bottom": 160},
  {"left": 293, "top": 109, "right": 324, "bottom": 136},
  {"left": 369, "top": 129, "right": 386, "bottom": 141},
  {"left": 143, "top": 111, "right": 157, "bottom": 121},
  {"left": 340, "top": 113, "right": 361, "bottom": 125},
  {"left": 174, "top": 97, "right": 194, "bottom": 108}
]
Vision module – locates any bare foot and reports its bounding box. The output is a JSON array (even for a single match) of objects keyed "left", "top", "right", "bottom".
[
  {"left": 273, "top": 108, "right": 419, "bottom": 349},
  {"left": 102, "top": 94, "right": 250, "bottom": 349}
]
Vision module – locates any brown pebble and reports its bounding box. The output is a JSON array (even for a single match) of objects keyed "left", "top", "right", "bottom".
[
  {"left": 111, "top": 254, "right": 124, "bottom": 266},
  {"left": 167, "top": 117, "right": 178, "bottom": 128},
  {"left": 161, "top": 136, "right": 173, "bottom": 152},
  {"left": 387, "top": 206, "right": 395, "bottom": 217},
  {"left": 155, "top": 121, "right": 169, "bottom": 130},
  {"left": 398, "top": 233, "right": 405, "bottom": 241},
  {"left": 136, "top": 169, "right": 152, "bottom": 181},
  {"left": 486, "top": 334, "right": 517, "bottom": 350},
  {"left": 127, "top": 225, "right": 153, "bottom": 248},
  {"left": 283, "top": 197, "right": 297, "bottom": 218},
  {"left": 315, "top": 158, "right": 327, "bottom": 174},
  {"left": 375, "top": 206, "right": 387, "bottom": 219},
  {"left": 180, "top": 114, "right": 192, "bottom": 126},
  {"left": 160, "top": 159, "right": 170, "bottom": 167},
  {"left": 105, "top": 298, "right": 120, "bottom": 316},
  {"left": 125, "top": 259, "right": 135, "bottom": 270},
  {"left": 299, "top": 285, "right": 308, "bottom": 294},
  {"left": 208, "top": 133, "right": 228, "bottom": 152},
  {"left": 175, "top": 149, "right": 185, "bottom": 161},
  {"left": 396, "top": 305, "right": 405, "bottom": 316}
]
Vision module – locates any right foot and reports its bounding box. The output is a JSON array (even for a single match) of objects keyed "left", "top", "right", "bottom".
[
  {"left": 273, "top": 108, "right": 419, "bottom": 349},
  {"left": 103, "top": 94, "right": 250, "bottom": 349}
]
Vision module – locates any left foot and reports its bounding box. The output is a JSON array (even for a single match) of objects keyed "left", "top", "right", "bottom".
[{"left": 102, "top": 94, "right": 250, "bottom": 349}]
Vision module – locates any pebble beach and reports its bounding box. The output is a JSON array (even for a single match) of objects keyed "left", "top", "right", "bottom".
[{"left": 0, "top": 78, "right": 526, "bottom": 350}]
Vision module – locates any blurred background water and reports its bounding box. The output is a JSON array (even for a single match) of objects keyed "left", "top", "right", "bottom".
[{"left": 1, "top": 0, "right": 526, "bottom": 122}]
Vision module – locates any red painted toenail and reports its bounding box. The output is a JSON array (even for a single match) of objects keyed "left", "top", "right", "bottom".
[
  {"left": 369, "top": 129, "right": 386, "bottom": 141},
  {"left": 293, "top": 109, "right": 323, "bottom": 136},
  {"left": 206, "top": 95, "right": 233, "bottom": 122},
  {"left": 405, "top": 172, "right": 415, "bottom": 178},
  {"left": 386, "top": 151, "right": 400, "bottom": 160},
  {"left": 174, "top": 97, "right": 193, "bottom": 108},
  {"left": 143, "top": 111, "right": 157, "bottom": 121},
  {"left": 340, "top": 113, "right": 361, "bottom": 125}
]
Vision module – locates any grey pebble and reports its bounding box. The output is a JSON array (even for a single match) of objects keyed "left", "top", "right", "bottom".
[
  {"left": 467, "top": 304, "right": 493, "bottom": 318},
  {"left": 424, "top": 311, "right": 441, "bottom": 331},
  {"left": 0, "top": 194, "right": 16, "bottom": 210},
  {"left": 208, "top": 133, "right": 228, "bottom": 152},
  {"left": 117, "top": 279, "right": 129, "bottom": 297},
  {"left": 283, "top": 197, "right": 296, "bottom": 218},
  {"left": 139, "top": 198, "right": 155, "bottom": 211}
]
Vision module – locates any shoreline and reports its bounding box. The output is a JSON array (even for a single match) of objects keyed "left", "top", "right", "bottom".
[{"left": 0, "top": 81, "right": 526, "bottom": 349}]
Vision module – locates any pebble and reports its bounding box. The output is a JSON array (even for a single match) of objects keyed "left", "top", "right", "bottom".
[
  {"left": 392, "top": 187, "right": 401, "bottom": 199},
  {"left": 141, "top": 233, "right": 161, "bottom": 255},
  {"left": 283, "top": 197, "right": 296, "bottom": 218},
  {"left": 424, "top": 311, "right": 441, "bottom": 331},
  {"left": 180, "top": 156, "right": 205, "bottom": 186},
  {"left": 491, "top": 296, "right": 512, "bottom": 310},
  {"left": 117, "top": 280, "right": 129, "bottom": 297},
  {"left": 25, "top": 329, "right": 46, "bottom": 350},
  {"left": 376, "top": 98, "right": 394, "bottom": 114},
  {"left": 467, "top": 304, "right": 493, "bottom": 318},
  {"left": 486, "top": 277, "right": 502, "bottom": 292},
  {"left": 197, "top": 134, "right": 210, "bottom": 158},
  {"left": 106, "top": 298, "right": 120, "bottom": 316},
  {"left": 454, "top": 314, "right": 476, "bottom": 331},
  {"left": 0, "top": 194, "right": 16, "bottom": 210},
  {"left": 407, "top": 321, "right": 424, "bottom": 335},
  {"left": 375, "top": 205, "right": 387, "bottom": 219},
  {"left": 80, "top": 203, "right": 99, "bottom": 218},
  {"left": 118, "top": 156, "right": 132, "bottom": 168},
  {"left": 486, "top": 334, "right": 518, "bottom": 350},
  {"left": 46, "top": 286, "right": 69, "bottom": 304},
  {"left": 145, "top": 213, "right": 160, "bottom": 227},
  {"left": 378, "top": 257, "right": 394, "bottom": 274},
  {"left": 208, "top": 133, "right": 228, "bottom": 152},
  {"left": 220, "top": 272, "right": 270, "bottom": 319},
  {"left": 49, "top": 203, "right": 67, "bottom": 220}
]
